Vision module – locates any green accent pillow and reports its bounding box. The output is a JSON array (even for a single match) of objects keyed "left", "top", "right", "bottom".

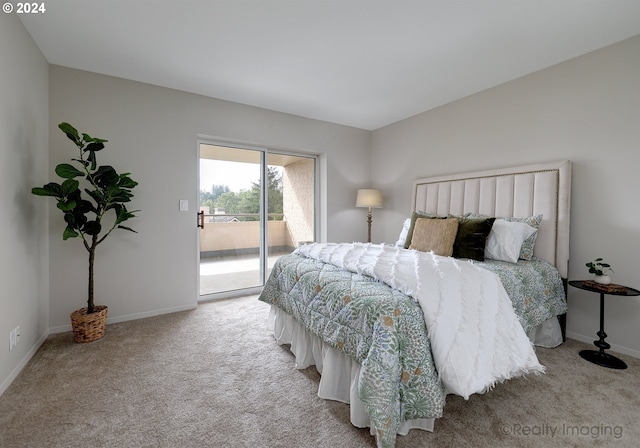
[{"left": 451, "top": 216, "right": 496, "bottom": 261}]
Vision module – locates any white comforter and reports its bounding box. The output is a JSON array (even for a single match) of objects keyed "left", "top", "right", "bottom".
[{"left": 295, "top": 242, "right": 544, "bottom": 399}]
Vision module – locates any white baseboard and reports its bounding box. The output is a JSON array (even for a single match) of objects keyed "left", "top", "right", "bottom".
[
  {"left": 566, "top": 332, "right": 640, "bottom": 360},
  {"left": 0, "top": 330, "right": 49, "bottom": 397},
  {"left": 48, "top": 303, "right": 198, "bottom": 334}
]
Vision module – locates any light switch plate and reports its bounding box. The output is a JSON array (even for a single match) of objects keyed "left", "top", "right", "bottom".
[{"left": 179, "top": 200, "right": 188, "bottom": 212}]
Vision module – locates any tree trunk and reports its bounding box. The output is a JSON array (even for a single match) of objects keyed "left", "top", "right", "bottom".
[{"left": 87, "top": 234, "right": 98, "bottom": 313}]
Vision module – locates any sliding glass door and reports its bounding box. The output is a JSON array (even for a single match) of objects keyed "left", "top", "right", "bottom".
[{"left": 198, "top": 143, "right": 316, "bottom": 298}]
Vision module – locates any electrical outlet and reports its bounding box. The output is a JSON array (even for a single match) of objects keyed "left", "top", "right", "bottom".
[
  {"left": 9, "top": 329, "right": 16, "bottom": 351},
  {"left": 9, "top": 326, "right": 20, "bottom": 351}
]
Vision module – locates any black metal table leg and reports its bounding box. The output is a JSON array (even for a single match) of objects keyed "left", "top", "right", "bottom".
[{"left": 579, "top": 292, "right": 627, "bottom": 369}]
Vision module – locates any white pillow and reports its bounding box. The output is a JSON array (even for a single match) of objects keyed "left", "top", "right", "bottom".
[
  {"left": 395, "top": 218, "right": 411, "bottom": 247},
  {"left": 485, "top": 219, "right": 537, "bottom": 263}
]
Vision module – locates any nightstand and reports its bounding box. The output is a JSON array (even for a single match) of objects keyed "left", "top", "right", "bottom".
[{"left": 568, "top": 280, "right": 639, "bottom": 369}]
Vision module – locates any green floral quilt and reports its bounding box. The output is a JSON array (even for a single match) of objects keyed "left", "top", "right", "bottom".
[
  {"left": 259, "top": 254, "right": 446, "bottom": 448},
  {"left": 475, "top": 257, "right": 567, "bottom": 333}
]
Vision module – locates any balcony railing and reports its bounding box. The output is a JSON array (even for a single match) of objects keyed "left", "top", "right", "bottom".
[
  {"left": 199, "top": 213, "right": 297, "bottom": 258},
  {"left": 199, "top": 213, "right": 309, "bottom": 295}
]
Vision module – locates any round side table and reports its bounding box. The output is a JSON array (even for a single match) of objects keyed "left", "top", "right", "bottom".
[{"left": 568, "top": 280, "right": 639, "bottom": 370}]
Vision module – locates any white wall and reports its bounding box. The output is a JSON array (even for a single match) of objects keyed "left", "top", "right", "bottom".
[
  {"left": 48, "top": 66, "right": 371, "bottom": 330},
  {"left": 372, "top": 35, "right": 640, "bottom": 358},
  {"left": 0, "top": 13, "right": 49, "bottom": 394}
]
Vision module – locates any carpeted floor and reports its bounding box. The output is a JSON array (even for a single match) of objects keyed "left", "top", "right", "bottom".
[{"left": 0, "top": 295, "right": 638, "bottom": 448}]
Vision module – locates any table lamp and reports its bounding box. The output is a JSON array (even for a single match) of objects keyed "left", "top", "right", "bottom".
[{"left": 356, "top": 189, "right": 383, "bottom": 243}]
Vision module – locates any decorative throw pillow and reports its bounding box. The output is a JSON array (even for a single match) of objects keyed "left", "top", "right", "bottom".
[
  {"left": 395, "top": 218, "right": 411, "bottom": 247},
  {"left": 451, "top": 216, "right": 496, "bottom": 261},
  {"left": 485, "top": 219, "right": 537, "bottom": 263},
  {"left": 403, "top": 211, "right": 443, "bottom": 249},
  {"left": 467, "top": 213, "right": 543, "bottom": 260},
  {"left": 409, "top": 217, "right": 459, "bottom": 257},
  {"left": 500, "top": 214, "right": 543, "bottom": 260}
]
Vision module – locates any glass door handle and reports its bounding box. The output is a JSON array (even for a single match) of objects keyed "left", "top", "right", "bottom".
[{"left": 197, "top": 211, "right": 204, "bottom": 229}]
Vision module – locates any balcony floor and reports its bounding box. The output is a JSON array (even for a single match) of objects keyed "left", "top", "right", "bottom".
[{"left": 199, "top": 251, "right": 292, "bottom": 296}]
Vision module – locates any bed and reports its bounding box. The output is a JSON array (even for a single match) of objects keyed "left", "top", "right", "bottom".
[{"left": 258, "top": 160, "right": 571, "bottom": 448}]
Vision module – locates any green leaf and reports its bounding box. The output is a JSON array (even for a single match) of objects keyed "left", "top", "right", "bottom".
[
  {"left": 107, "top": 184, "right": 122, "bottom": 196},
  {"left": 31, "top": 182, "right": 63, "bottom": 198},
  {"left": 59, "top": 123, "right": 81, "bottom": 147},
  {"left": 110, "top": 190, "right": 133, "bottom": 202},
  {"left": 118, "top": 176, "right": 138, "bottom": 189},
  {"left": 85, "top": 141, "right": 105, "bottom": 152},
  {"left": 94, "top": 165, "right": 119, "bottom": 188},
  {"left": 76, "top": 198, "right": 97, "bottom": 214},
  {"left": 115, "top": 207, "right": 136, "bottom": 225},
  {"left": 60, "top": 179, "right": 79, "bottom": 195},
  {"left": 82, "top": 133, "right": 108, "bottom": 144},
  {"left": 32, "top": 187, "right": 51, "bottom": 196},
  {"left": 56, "top": 200, "right": 77, "bottom": 212},
  {"left": 64, "top": 210, "right": 87, "bottom": 228},
  {"left": 83, "top": 221, "right": 102, "bottom": 236},
  {"left": 85, "top": 188, "right": 105, "bottom": 205},
  {"left": 117, "top": 225, "right": 137, "bottom": 233},
  {"left": 62, "top": 226, "right": 79, "bottom": 240},
  {"left": 55, "top": 163, "right": 84, "bottom": 179},
  {"left": 88, "top": 151, "right": 97, "bottom": 171}
]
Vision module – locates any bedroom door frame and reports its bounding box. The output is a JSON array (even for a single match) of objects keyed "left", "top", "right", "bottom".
[{"left": 197, "top": 137, "right": 320, "bottom": 301}]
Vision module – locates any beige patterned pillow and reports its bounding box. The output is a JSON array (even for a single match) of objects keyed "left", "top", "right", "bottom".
[
  {"left": 402, "top": 211, "right": 443, "bottom": 249},
  {"left": 409, "top": 217, "right": 459, "bottom": 256}
]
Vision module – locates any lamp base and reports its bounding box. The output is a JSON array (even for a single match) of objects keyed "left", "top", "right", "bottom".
[{"left": 579, "top": 349, "right": 627, "bottom": 369}]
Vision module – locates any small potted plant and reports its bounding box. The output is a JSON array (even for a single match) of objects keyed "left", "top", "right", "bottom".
[
  {"left": 586, "top": 257, "right": 613, "bottom": 285},
  {"left": 32, "top": 122, "right": 139, "bottom": 342}
]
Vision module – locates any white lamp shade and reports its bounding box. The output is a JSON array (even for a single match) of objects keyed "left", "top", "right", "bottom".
[{"left": 356, "top": 189, "right": 383, "bottom": 208}]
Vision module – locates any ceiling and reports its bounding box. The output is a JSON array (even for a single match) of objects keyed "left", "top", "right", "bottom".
[{"left": 19, "top": 1, "right": 640, "bottom": 131}]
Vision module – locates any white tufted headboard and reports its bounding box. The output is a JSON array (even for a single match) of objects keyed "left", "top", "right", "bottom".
[{"left": 411, "top": 160, "right": 572, "bottom": 278}]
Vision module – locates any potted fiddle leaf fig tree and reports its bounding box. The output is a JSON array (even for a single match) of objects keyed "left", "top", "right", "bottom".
[{"left": 32, "top": 122, "right": 139, "bottom": 343}]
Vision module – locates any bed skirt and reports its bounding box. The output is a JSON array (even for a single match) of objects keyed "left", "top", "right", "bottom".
[
  {"left": 527, "top": 315, "right": 563, "bottom": 348},
  {"left": 267, "top": 305, "right": 436, "bottom": 436},
  {"left": 267, "top": 303, "right": 563, "bottom": 437}
]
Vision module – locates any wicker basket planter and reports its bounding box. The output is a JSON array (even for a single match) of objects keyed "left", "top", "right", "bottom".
[{"left": 70, "top": 306, "right": 108, "bottom": 343}]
